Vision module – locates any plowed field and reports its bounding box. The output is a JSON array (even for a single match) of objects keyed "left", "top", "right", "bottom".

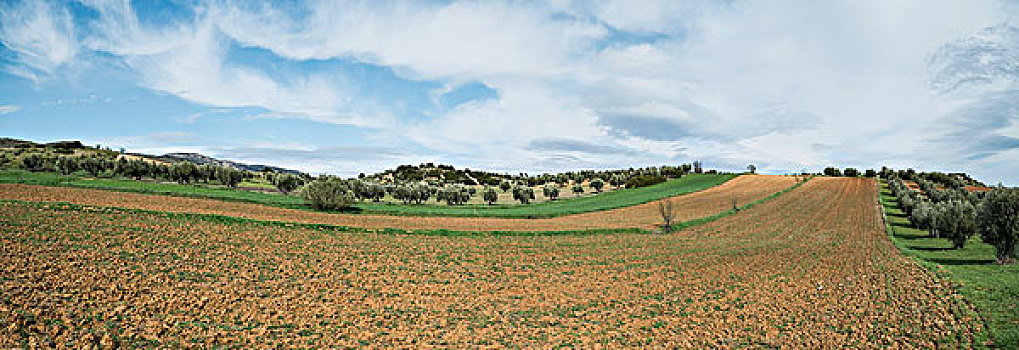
[
  {"left": 0, "top": 175, "right": 796, "bottom": 231},
  {"left": 0, "top": 177, "right": 980, "bottom": 347}
]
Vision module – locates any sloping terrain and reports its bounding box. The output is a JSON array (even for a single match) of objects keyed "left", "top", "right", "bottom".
[
  {"left": 0, "top": 175, "right": 797, "bottom": 232},
  {"left": 0, "top": 177, "right": 980, "bottom": 347}
]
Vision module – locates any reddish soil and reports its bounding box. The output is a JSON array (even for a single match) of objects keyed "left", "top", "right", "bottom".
[{"left": 0, "top": 177, "right": 980, "bottom": 347}]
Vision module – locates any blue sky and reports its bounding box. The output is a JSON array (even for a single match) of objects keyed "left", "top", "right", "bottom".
[{"left": 2, "top": 1, "right": 1019, "bottom": 184}]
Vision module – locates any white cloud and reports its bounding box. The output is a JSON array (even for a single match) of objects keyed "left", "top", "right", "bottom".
[
  {"left": 0, "top": 105, "right": 22, "bottom": 114},
  {"left": 0, "top": 1, "right": 77, "bottom": 83}
]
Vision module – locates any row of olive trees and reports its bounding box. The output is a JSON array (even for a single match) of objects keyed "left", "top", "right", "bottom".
[
  {"left": 890, "top": 177, "right": 1018, "bottom": 264},
  {"left": 14, "top": 153, "right": 314, "bottom": 192}
]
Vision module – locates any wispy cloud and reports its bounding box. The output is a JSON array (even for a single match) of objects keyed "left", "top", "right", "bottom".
[
  {"left": 0, "top": 1, "right": 77, "bottom": 83},
  {"left": 0, "top": 105, "right": 22, "bottom": 115}
]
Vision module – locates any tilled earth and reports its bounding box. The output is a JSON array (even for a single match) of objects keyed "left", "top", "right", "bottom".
[
  {"left": 0, "top": 177, "right": 982, "bottom": 347},
  {"left": 0, "top": 175, "right": 796, "bottom": 232}
]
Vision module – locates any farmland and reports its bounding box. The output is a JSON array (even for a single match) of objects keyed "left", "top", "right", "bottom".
[
  {"left": 0, "top": 177, "right": 984, "bottom": 347},
  {"left": 0, "top": 175, "right": 797, "bottom": 232},
  {"left": 0, "top": 170, "right": 737, "bottom": 218}
]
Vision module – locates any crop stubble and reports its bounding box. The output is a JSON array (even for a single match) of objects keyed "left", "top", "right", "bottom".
[
  {"left": 0, "top": 177, "right": 980, "bottom": 347},
  {"left": 0, "top": 175, "right": 796, "bottom": 231}
]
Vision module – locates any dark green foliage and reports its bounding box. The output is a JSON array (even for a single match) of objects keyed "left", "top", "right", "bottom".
[
  {"left": 542, "top": 185, "right": 559, "bottom": 201},
  {"left": 512, "top": 186, "right": 535, "bottom": 204},
  {"left": 823, "top": 167, "right": 842, "bottom": 177},
  {"left": 747, "top": 164, "right": 756, "bottom": 174},
  {"left": 843, "top": 168, "right": 859, "bottom": 177},
  {"left": 864, "top": 169, "right": 876, "bottom": 177},
  {"left": 977, "top": 188, "right": 1019, "bottom": 264},
  {"left": 300, "top": 177, "right": 355, "bottom": 210},
  {"left": 55, "top": 156, "right": 78, "bottom": 175},
  {"left": 19, "top": 154, "right": 45, "bottom": 171},
  {"left": 482, "top": 187, "right": 498, "bottom": 205},
  {"left": 590, "top": 178, "right": 604, "bottom": 193},
  {"left": 572, "top": 183, "right": 584, "bottom": 196},
  {"left": 170, "top": 162, "right": 199, "bottom": 184},
  {"left": 499, "top": 180, "right": 511, "bottom": 193},
  {"left": 215, "top": 167, "right": 244, "bottom": 188},
  {"left": 273, "top": 174, "right": 303, "bottom": 195},
  {"left": 436, "top": 185, "right": 472, "bottom": 205},
  {"left": 625, "top": 175, "right": 666, "bottom": 188}
]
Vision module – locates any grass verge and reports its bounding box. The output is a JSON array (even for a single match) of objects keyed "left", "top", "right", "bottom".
[{"left": 878, "top": 180, "right": 1018, "bottom": 348}]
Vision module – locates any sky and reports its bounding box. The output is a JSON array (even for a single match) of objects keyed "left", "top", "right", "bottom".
[{"left": 1, "top": 1, "right": 1018, "bottom": 184}]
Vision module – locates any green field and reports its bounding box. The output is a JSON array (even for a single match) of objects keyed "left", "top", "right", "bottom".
[
  {"left": 879, "top": 181, "right": 1019, "bottom": 348},
  {"left": 0, "top": 170, "right": 735, "bottom": 218}
]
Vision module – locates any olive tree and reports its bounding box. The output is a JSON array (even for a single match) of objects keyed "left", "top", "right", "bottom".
[
  {"left": 300, "top": 177, "right": 355, "bottom": 210},
  {"left": 483, "top": 187, "right": 498, "bottom": 205},
  {"left": 977, "top": 188, "right": 1019, "bottom": 264},
  {"left": 747, "top": 164, "right": 756, "bottom": 174},
  {"left": 572, "top": 184, "right": 584, "bottom": 197},
  {"left": 216, "top": 167, "right": 244, "bottom": 188},
  {"left": 512, "top": 186, "right": 535, "bottom": 204},
  {"left": 273, "top": 174, "right": 303, "bottom": 195},
  {"left": 499, "top": 180, "right": 512, "bottom": 193},
  {"left": 20, "top": 154, "right": 44, "bottom": 171},
  {"left": 543, "top": 185, "right": 559, "bottom": 201},
  {"left": 55, "top": 156, "right": 79, "bottom": 175},
  {"left": 590, "top": 178, "right": 605, "bottom": 193}
]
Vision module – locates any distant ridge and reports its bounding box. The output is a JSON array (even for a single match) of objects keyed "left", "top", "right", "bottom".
[{"left": 157, "top": 152, "right": 303, "bottom": 175}]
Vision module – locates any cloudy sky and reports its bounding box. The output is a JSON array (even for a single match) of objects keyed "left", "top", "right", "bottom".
[{"left": 1, "top": 1, "right": 1018, "bottom": 184}]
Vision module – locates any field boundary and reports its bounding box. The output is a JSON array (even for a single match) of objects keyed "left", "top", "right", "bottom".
[
  {"left": 875, "top": 179, "right": 993, "bottom": 347},
  {"left": 0, "top": 177, "right": 807, "bottom": 236}
]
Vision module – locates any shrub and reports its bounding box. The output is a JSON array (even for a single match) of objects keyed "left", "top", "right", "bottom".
[
  {"left": 977, "top": 188, "right": 1019, "bottom": 264},
  {"left": 625, "top": 175, "right": 666, "bottom": 188},
  {"left": 300, "top": 178, "right": 355, "bottom": 210},
  {"left": 658, "top": 199, "right": 677, "bottom": 233}
]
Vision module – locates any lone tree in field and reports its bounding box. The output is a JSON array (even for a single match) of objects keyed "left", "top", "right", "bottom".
[
  {"left": 977, "top": 188, "right": 1019, "bottom": 264},
  {"left": 658, "top": 199, "right": 677, "bottom": 233},
  {"left": 499, "top": 180, "right": 512, "bottom": 193},
  {"left": 747, "top": 164, "right": 756, "bottom": 174}
]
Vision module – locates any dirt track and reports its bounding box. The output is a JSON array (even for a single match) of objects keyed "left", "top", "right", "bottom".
[{"left": 0, "top": 175, "right": 797, "bottom": 231}]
